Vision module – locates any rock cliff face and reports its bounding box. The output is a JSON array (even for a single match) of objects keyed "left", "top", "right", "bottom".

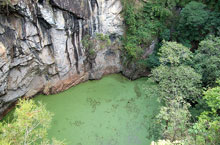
[{"left": 0, "top": 0, "right": 123, "bottom": 115}]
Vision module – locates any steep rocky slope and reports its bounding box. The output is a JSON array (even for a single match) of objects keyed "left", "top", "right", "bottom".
[{"left": 0, "top": 0, "right": 123, "bottom": 114}]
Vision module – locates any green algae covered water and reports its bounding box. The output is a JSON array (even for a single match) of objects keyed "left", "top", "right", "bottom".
[{"left": 34, "top": 74, "right": 160, "bottom": 145}]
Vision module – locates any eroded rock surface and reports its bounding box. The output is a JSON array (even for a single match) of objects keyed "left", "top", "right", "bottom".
[
  {"left": 0, "top": 0, "right": 123, "bottom": 115},
  {"left": 51, "top": 0, "right": 91, "bottom": 19}
]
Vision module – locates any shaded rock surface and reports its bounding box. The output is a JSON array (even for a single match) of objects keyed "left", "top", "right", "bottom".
[
  {"left": 0, "top": 0, "right": 124, "bottom": 115},
  {"left": 51, "top": 0, "right": 91, "bottom": 19}
]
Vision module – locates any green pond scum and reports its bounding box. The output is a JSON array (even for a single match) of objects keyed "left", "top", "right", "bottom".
[{"left": 6, "top": 74, "right": 161, "bottom": 145}]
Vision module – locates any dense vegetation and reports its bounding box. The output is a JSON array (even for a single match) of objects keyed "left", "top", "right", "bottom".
[
  {"left": 121, "top": 0, "right": 220, "bottom": 144},
  {"left": 121, "top": 0, "right": 220, "bottom": 68},
  {"left": 0, "top": 99, "right": 64, "bottom": 145},
  {"left": 151, "top": 40, "right": 220, "bottom": 144},
  {"left": 1, "top": 0, "right": 220, "bottom": 144}
]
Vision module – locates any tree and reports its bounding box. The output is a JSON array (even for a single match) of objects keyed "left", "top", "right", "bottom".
[
  {"left": 194, "top": 36, "right": 220, "bottom": 86},
  {"left": 157, "top": 98, "right": 191, "bottom": 142},
  {"left": 197, "top": 0, "right": 220, "bottom": 11},
  {"left": 152, "top": 65, "right": 201, "bottom": 102},
  {"left": 0, "top": 99, "right": 64, "bottom": 145},
  {"left": 190, "top": 81, "right": 220, "bottom": 145},
  {"left": 152, "top": 41, "right": 201, "bottom": 101},
  {"left": 158, "top": 41, "right": 192, "bottom": 66},
  {"left": 177, "top": 1, "right": 210, "bottom": 47},
  {"left": 151, "top": 41, "right": 202, "bottom": 143},
  {"left": 176, "top": 1, "right": 220, "bottom": 48},
  {"left": 121, "top": 0, "right": 169, "bottom": 61}
]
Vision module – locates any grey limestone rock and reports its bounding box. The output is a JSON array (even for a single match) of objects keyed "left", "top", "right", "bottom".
[{"left": 0, "top": 0, "right": 124, "bottom": 116}]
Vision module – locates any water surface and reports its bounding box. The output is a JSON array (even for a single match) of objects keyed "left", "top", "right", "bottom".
[{"left": 35, "top": 74, "right": 160, "bottom": 145}]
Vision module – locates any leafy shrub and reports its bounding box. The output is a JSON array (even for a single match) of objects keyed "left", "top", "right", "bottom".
[
  {"left": 158, "top": 41, "right": 192, "bottom": 66},
  {"left": 177, "top": 1, "right": 209, "bottom": 47},
  {"left": 152, "top": 65, "right": 201, "bottom": 101},
  {"left": 0, "top": 99, "right": 64, "bottom": 145},
  {"left": 157, "top": 98, "right": 191, "bottom": 142},
  {"left": 96, "top": 33, "right": 111, "bottom": 48},
  {"left": 151, "top": 41, "right": 202, "bottom": 143},
  {"left": 121, "top": 0, "right": 166, "bottom": 61},
  {"left": 176, "top": 1, "right": 220, "bottom": 48},
  {"left": 190, "top": 81, "right": 220, "bottom": 145},
  {"left": 193, "top": 36, "right": 220, "bottom": 86}
]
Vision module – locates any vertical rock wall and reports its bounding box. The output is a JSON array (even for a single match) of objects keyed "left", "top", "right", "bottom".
[{"left": 0, "top": 0, "right": 123, "bottom": 115}]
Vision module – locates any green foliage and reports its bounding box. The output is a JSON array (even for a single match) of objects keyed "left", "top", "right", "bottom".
[
  {"left": 88, "top": 48, "right": 95, "bottom": 56},
  {"left": 158, "top": 41, "right": 192, "bottom": 66},
  {"left": 144, "top": 78, "right": 162, "bottom": 141},
  {"left": 82, "top": 35, "right": 96, "bottom": 57},
  {"left": 157, "top": 98, "right": 191, "bottom": 141},
  {"left": 142, "top": 0, "right": 173, "bottom": 20},
  {"left": 192, "top": 112, "right": 220, "bottom": 145},
  {"left": 121, "top": 0, "right": 201, "bottom": 67},
  {"left": 121, "top": 0, "right": 167, "bottom": 61},
  {"left": 152, "top": 41, "right": 202, "bottom": 143},
  {"left": 203, "top": 81, "right": 220, "bottom": 111},
  {"left": 0, "top": 99, "right": 64, "bottom": 145},
  {"left": 96, "top": 33, "right": 111, "bottom": 48},
  {"left": 138, "top": 51, "right": 160, "bottom": 69},
  {"left": 181, "top": 2, "right": 208, "bottom": 28},
  {"left": 177, "top": 1, "right": 209, "bottom": 47},
  {"left": 122, "top": 0, "right": 220, "bottom": 65},
  {"left": 190, "top": 82, "right": 220, "bottom": 145},
  {"left": 152, "top": 41, "right": 201, "bottom": 101},
  {"left": 127, "top": 1, "right": 220, "bottom": 144},
  {"left": 159, "top": 29, "right": 170, "bottom": 41},
  {"left": 82, "top": 33, "right": 112, "bottom": 57},
  {"left": 197, "top": 0, "right": 220, "bottom": 11},
  {"left": 145, "top": 53, "right": 160, "bottom": 68},
  {"left": 82, "top": 35, "right": 93, "bottom": 50},
  {"left": 121, "top": 1, "right": 144, "bottom": 60},
  {"left": 96, "top": 33, "right": 109, "bottom": 42},
  {"left": 176, "top": 1, "right": 220, "bottom": 48},
  {"left": 152, "top": 65, "right": 201, "bottom": 102},
  {"left": 193, "top": 36, "right": 220, "bottom": 86}
]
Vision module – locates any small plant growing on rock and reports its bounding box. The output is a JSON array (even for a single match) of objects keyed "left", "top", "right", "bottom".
[
  {"left": 82, "top": 35, "right": 93, "bottom": 49},
  {"left": 82, "top": 34, "right": 95, "bottom": 56},
  {"left": 96, "top": 33, "right": 111, "bottom": 49},
  {"left": 96, "top": 33, "right": 111, "bottom": 44},
  {"left": 82, "top": 33, "right": 112, "bottom": 58}
]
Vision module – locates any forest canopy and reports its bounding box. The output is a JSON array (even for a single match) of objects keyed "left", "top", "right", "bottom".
[{"left": 122, "top": 0, "right": 220, "bottom": 144}]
